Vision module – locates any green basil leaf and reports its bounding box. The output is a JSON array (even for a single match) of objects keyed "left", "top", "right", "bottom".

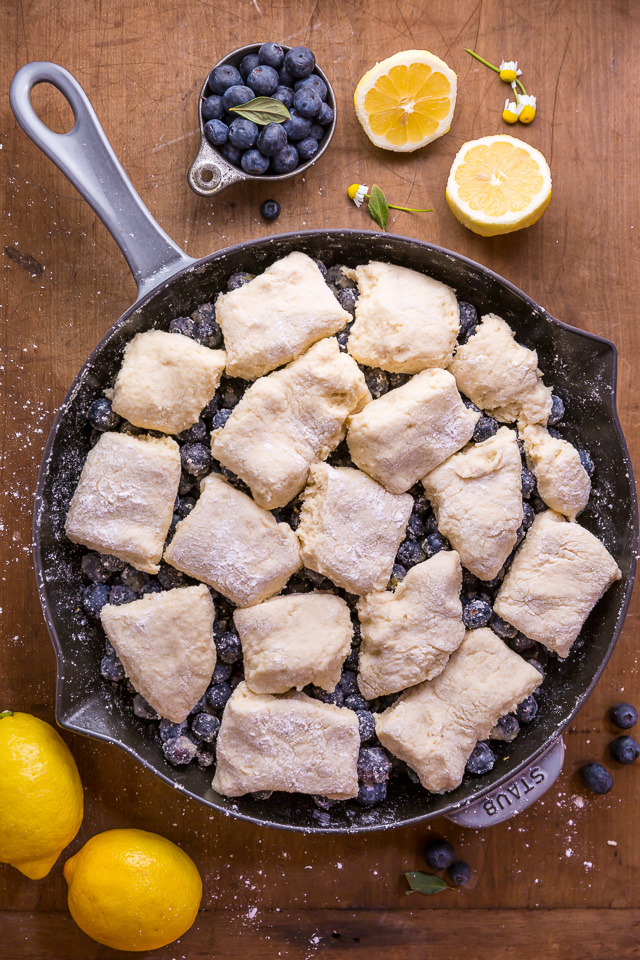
[
  {"left": 228, "top": 97, "right": 291, "bottom": 125},
  {"left": 405, "top": 871, "right": 452, "bottom": 896},
  {"left": 367, "top": 184, "right": 389, "bottom": 231}
]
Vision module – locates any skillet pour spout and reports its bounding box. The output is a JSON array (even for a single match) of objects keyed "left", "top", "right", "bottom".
[{"left": 11, "top": 61, "right": 638, "bottom": 833}]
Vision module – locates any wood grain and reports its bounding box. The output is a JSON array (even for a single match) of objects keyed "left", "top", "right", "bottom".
[{"left": 1, "top": 0, "right": 639, "bottom": 957}]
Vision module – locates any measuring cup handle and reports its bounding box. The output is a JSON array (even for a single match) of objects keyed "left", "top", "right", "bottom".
[{"left": 10, "top": 61, "right": 195, "bottom": 300}]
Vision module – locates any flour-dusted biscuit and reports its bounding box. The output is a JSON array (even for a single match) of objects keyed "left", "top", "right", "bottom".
[
  {"left": 212, "top": 338, "right": 370, "bottom": 510},
  {"left": 375, "top": 629, "right": 542, "bottom": 793},
  {"left": 346, "top": 261, "right": 459, "bottom": 373},
  {"left": 422, "top": 427, "right": 524, "bottom": 581},
  {"left": 297, "top": 464, "right": 414, "bottom": 595},
  {"left": 357, "top": 551, "right": 465, "bottom": 699},
  {"left": 212, "top": 682, "right": 360, "bottom": 798},
  {"left": 449, "top": 314, "right": 553, "bottom": 425},
  {"left": 100, "top": 585, "right": 216, "bottom": 723},
  {"left": 111, "top": 329, "right": 226, "bottom": 434},
  {"left": 521, "top": 424, "right": 591, "bottom": 520},
  {"left": 494, "top": 510, "right": 621, "bottom": 658},
  {"left": 215, "top": 252, "right": 351, "bottom": 380},
  {"left": 164, "top": 474, "right": 301, "bottom": 607},
  {"left": 234, "top": 593, "right": 352, "bottom": 694},
  {"left": 65, "top": 432, "right": 180, "bottom": 574},
  {"left": 347, "top": 368, "right": 479, "bottom": 494}
]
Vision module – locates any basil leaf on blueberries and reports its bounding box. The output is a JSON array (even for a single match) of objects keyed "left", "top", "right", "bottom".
[
  {"left": 367, "top": 184, "right": 389, "bottom": 231},
  {"left": 404, "top": 871, "right": 452, "bottom": 895},
  {"left": 228, "top": 97, "right": 291, "bottom": 125}
]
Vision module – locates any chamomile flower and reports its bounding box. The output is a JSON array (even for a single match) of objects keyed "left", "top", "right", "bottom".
[
  {"left": 347, "top": 183, "right": 369, "bottom": 208},
  {"left": 502, "top": 98, "right": 521, "bottom": 124},
  {"left": 517, "top": 94, "right": 537, "bottom": 124},
  {"left": 499, "top": 60, "right": 522, "bottom": 82},
  {"left": 347, "top": 183, "right": 432, "bottom": 230},
  {"left": 466, "top": 50, "right": 537, "bottom": 125}
]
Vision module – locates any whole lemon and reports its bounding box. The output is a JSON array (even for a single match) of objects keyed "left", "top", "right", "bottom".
[
  {"left": 63, "top": 828, "right": 202, "bottom": 951},
  {"left": 0, "top": 710, "right": 84, "bottom": 879}
]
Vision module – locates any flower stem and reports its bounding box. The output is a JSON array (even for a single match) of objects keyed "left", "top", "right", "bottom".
[
  {"left": 362, "top": 193, "right": 431, "bottom": 214},
  {"left": 515, "top": 77, "right": 527, "bottom": 96},
  {"left": 465, "top": 49, "right": 500, "bottom": 73}
]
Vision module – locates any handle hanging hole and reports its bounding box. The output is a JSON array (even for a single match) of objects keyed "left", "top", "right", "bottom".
[{"left": 30, "top": 83, "right": 76, "bottom": 134}]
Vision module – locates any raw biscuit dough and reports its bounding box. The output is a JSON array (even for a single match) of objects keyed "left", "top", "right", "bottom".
[
  {"left": 375, "top": 629, "right": 542, "bottom": 793},
  {"left": 215, "top": 251, "right": 351, "bottom": 379},
  {"left": 65, "top": 432, "right": 180, "bottom": 574},
  {"left": 111, "top": 329, "right": 226, "bottom": 434},
  {"left": 234, "top": 593, "right": 352, "bottom": 694},
  {"left": 296, "top": 463, "right": 414, "bottom": 595},
  {"left": 346, "top": 261, "right": 459, "bottom": 373},
  {"left": 212, "top": 682, "right": 360, "bottom": 798},
  {"left": 357, "top": 551, "right": 465, "bottom": 699},
  {"left": 164, "top": 474, "right": 301, "bottom": 607},
  {"left": 212, "top": 338, "right": 370, "bottom": 510},
  {"left": 494, "top": 510, "right": 621, "bottom": 658},
  {"left": 100, "top": 585, "right": 216, "bottom": 723},
  {"left": 521, "top": 424, "right": 591, "bottom": 520},
  {"left": 449, "top": 314, "right": 553, "bottom": 424},
  {"left": 347, "top": 368, "right": 479, "bottom": 493},
  {"left": 422, "top": 427, "right": 524, "bottom": 581}
]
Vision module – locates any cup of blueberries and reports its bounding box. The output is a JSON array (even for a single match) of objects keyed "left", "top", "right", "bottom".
[{"left": 188, "top": 41, "right": 337, "bottom": 197}]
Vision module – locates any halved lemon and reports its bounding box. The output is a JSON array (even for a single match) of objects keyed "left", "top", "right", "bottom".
[
  {"left": 446, "top": 135, "right": 552, "bottom": 237},
  {"left": 354, "top": 50, "right": 457, "bottom": 153}
]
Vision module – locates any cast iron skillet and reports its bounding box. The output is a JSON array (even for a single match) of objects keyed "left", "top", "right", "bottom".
[{"left": 11, "top": 62, "right": 638, "bottom": 833}]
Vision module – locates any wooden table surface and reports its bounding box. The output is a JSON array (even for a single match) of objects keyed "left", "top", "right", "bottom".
[{"left": 2, "top": 1, "right": 639, "bottom": 957}]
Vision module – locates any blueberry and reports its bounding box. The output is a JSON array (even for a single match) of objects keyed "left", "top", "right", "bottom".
[
  {"left": 610, "top": 735, "right": 640, "bottom": 764},
  {"left": 169, "top": 315, "right": 197, "bottom": 338},
  {"left": 101, "top": 554, "right": 126, "bottom": 573},
  {"left": 177, "top": 420, "right": 208, "bottom": 444},
  {"left": 221, "top": 142, "right": 243, "bottom": 166},
  {"left": 284, "top": 46, "right": 316, "bottom": 78},
  {"left": 326, "top": 265, "right": 356, "bottom": 290},
  {"left": 191, "top": 712, "right": 221, "bottom": 743},
  {"left": 133, "top": 694, "right": 158, "bottom": 720},
  {"left": 108, "top": 584, "right": 137, "bottom": 605},
  {"left": 317, "top": 102, "right": 334, "bottom": 125},
  {"left": 345, "top": 694, "right": 368, "bottom": 713},
  {"left": 413, "top": 494, "right": 431, "bottom": 518},
  {"left": 241, "top": 148, "right": 270, "bottom": 176},
  {"left": 516, "top": 695, "right": 538, "bottom": 723},
  {"left": 406, "top": 513, "right": 425, "bottom": 540},
  {"left": 282, "top": 109, "right": 312, "bottom": 141},
  {"left": 196, "top": 745, "right": 216, "bottom": 768},
  {"left": 293, "top": 85, "right": 322, "bottom": 118},
  {"left": 201, "top": 94, "right": 224, "bottom": 121},
  {"left": 206, "top": 681, "right": 233, "bottom": 711},
  {"left": 195, "top": 316, "right": 223, "bottom": 349},
  {"left": 448, "top": 861, "right": 472, "bottom": 886},
  {"left": 548, "top": 394, "right": 565, "bottom": 425},
  {"left": 217, "top": 631, "right": 242, "bottom": 664},
  {"left": 458, "top": 302, "right": 478, "bottom": 340},
  {"left": 509, "top": 632, "right": 536, "bottom": 654},
  {"left": 221, "top": 379, "right": 245, "bottom": 408},
  {"left": 309, "top": 123, "right": 324, "bottom": 140},
  {"left": 610, "top": 702, "right": 638, "bottom": 729},
  {"left": 211, "top": 408, "right": 233, "bottom": 430},
  {"left": 522, "top": 502, "right": 535, "bottom": 529},
  {"left": 272, "top": 85, "right": 294, "bottom": 108},
  {"left": 228, "top": 117, "right": 258, "bottom": 150},
  {"left": 336, "top": 287, "right": 357, "bottom": 317},
  {"left": 473, "top": 414, "right": 499, "bottom": 443},
  {"left": 357, "top": 746, "right": 392, "bottom": 784},
  {"left": 163, "top": 734, "right": 197, "bottom": 766},
  {"left": 357, "top": 782, "right": 387, "bottom": 806},
  {"left": 521, "top": 467, "right": 535, "bottom": 498},
  {"left": 496, "top": 714, "right": 520, "bottom": 740},
  {"left": 222, "top": 84, "right": 255, "bottom": 111},
  {"left": 314, "top": 793, "right": 337, "bottom": 811},
  {"left": 357, "top": 710, "right": 376, "bottom": 742},
  {"left": 88, "top": 397, "right": 120, "bottom": 433},
  {"left": 424, "top": 513, "right": 439, "bottom": 534},
  {"left": 260, "top": 199, "right": 281, "bottom": 222},
  {"left": 157, "top": 564, "right": 188, "bottom": 589},
  {"left": 389, "top": 563, "right": 407, "bottom": 587},
  {"left": 227, "top": 271, "right": 254, "bottom": 291},
  {"left": 238, "top": 52, "right": 260, "bottom": 79},
  {"left": 82, "top": 583, "right": 110, "bottom": 617},
  {"left": 339, "top": 670, "right": 359, "bottom": 696},
  {"left": 208, "top": 64, "right": 242, "bottom": 94},
  {"left": 278, "top": 63, "right": 296, "bottom": 87},
  {"left": 270, "top": 144, "right": 299, "bottom": 173},
  {"left": 466, "top": 741, "right": 495, "bottom": 774},
  {"left": 203, "top": 118, "right": 229, "bottom": 150},
  {"left": 582, "top": 762, "right": 613, "bottom": 794},
  {"left": 364, "top": 368, "right": 388, "bottom": 399},
  {"left": 140, "top": 581, "right": 163, "bottom": 596},
  {"left": 212, "top": 662, "right": 232, "bottom": 684},
  {"left": 425, "top": 532, "right": 448, "bottom": 557},
  {"left": 396, "top": 539, "right": 426, "bottom": 568},
  {"left": 251, "top": 790, "right": 272, "bottom": 801},
  {"left": 247, "top": 64, "right": 279, "bottom": 96},
  {"left": 425, "top": 838, "right": 455, "bottom": 870},
  {"left": 579, "top": 449, "right": 594, "bottom": 476},
  {"left": 121, "top": 565, "right": 149, "bottom": 592},
  {"left": 257, "top": 122, "right": 287, "bottom": 157},
  {"left": 81, "top": 551, "right": 110, "bottom": 583},
  {"left": 311, "top": 686, "right": 344, "bottom": 706},
  {"left": 295, "top": 74, "right": 328, "bottom": 100},
  {"left": 258, "top": 42, "right": 285, "bottom": 69},
  {"left": 181, "top": 442, "right": 211, "bottom": 477},
  {"left": 100, "top": 654, "right": 125, "bottom": 683},
  {"left": 530, "top": 491, "right": 547, "bottom": 513},
  {"left": 490, "top": 613, "right": 517, "bottom": 640},
  {"left": 229, "top": 666, "right": 245, "bottom": 689},
  {"left": 463, "top": 598, "right": 492, "bottom": 630}
]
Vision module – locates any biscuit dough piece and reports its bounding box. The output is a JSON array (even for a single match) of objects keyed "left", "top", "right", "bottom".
[
  {"left": 234, "top": 593, "right": 352, "bottom": 694},
  {"left": 100, "top": 585, "right": 216, "bottom": 723},
  {"left": 521, "top": 424, "right": 591, "bottom": 520},
  {"left": 422, "top": 427, "right": 524, "bottom": 581},
  {"left": 65, "top": 432, "right": 180, "bottom": 574},
  {"left": 346, "top": 261, "right": 459, "bottom": 373},
  {"left": 357, "top": 551, "right": 465, "bottom": 699},
  {"left": 212, "top": 682, "right": 360, "bottom": 798},
  {"left": 215, "top": 252, "right": 351, "bottom": 380},
  {"left": 494, "top": 510, "right": 621, "bottom": 658},
  {"left": 212, "top": 338, "right": 370, "bottom": 510},
  {"left": 347, "top": 369, "right": 479, "bottom": 493},
  {"left": 164, "top": 474, "right": 301, "bottom": 607},
  {"left": 449, "top": 314, "right": 553, "bottom": 424},
  {"left": 375, "top": 629, "right": 542, "bottom": 793},
  {"left": 111, "top": 330, "right": 226, "bottom": 434},
  {"left": 297, "top": 464, "right": 414, "bottom": 595}
]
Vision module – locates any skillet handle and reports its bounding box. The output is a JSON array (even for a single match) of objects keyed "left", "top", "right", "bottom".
[{"left": 10, "top": 62, "right": 196, "bottom": 301}]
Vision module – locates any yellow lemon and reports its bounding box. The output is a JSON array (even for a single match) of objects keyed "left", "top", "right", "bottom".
[
  {"left": 0, "top": 710, "right": 83, "bottom": 879},
  {"left": 64, "top": 828, "right": 202, "bottom": 951},
  {"left": 354, "top": 50, "right": 457, "bottom": 152},
  {"left": 446, "top": 135, "right": 552, "bottom": 237}
]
